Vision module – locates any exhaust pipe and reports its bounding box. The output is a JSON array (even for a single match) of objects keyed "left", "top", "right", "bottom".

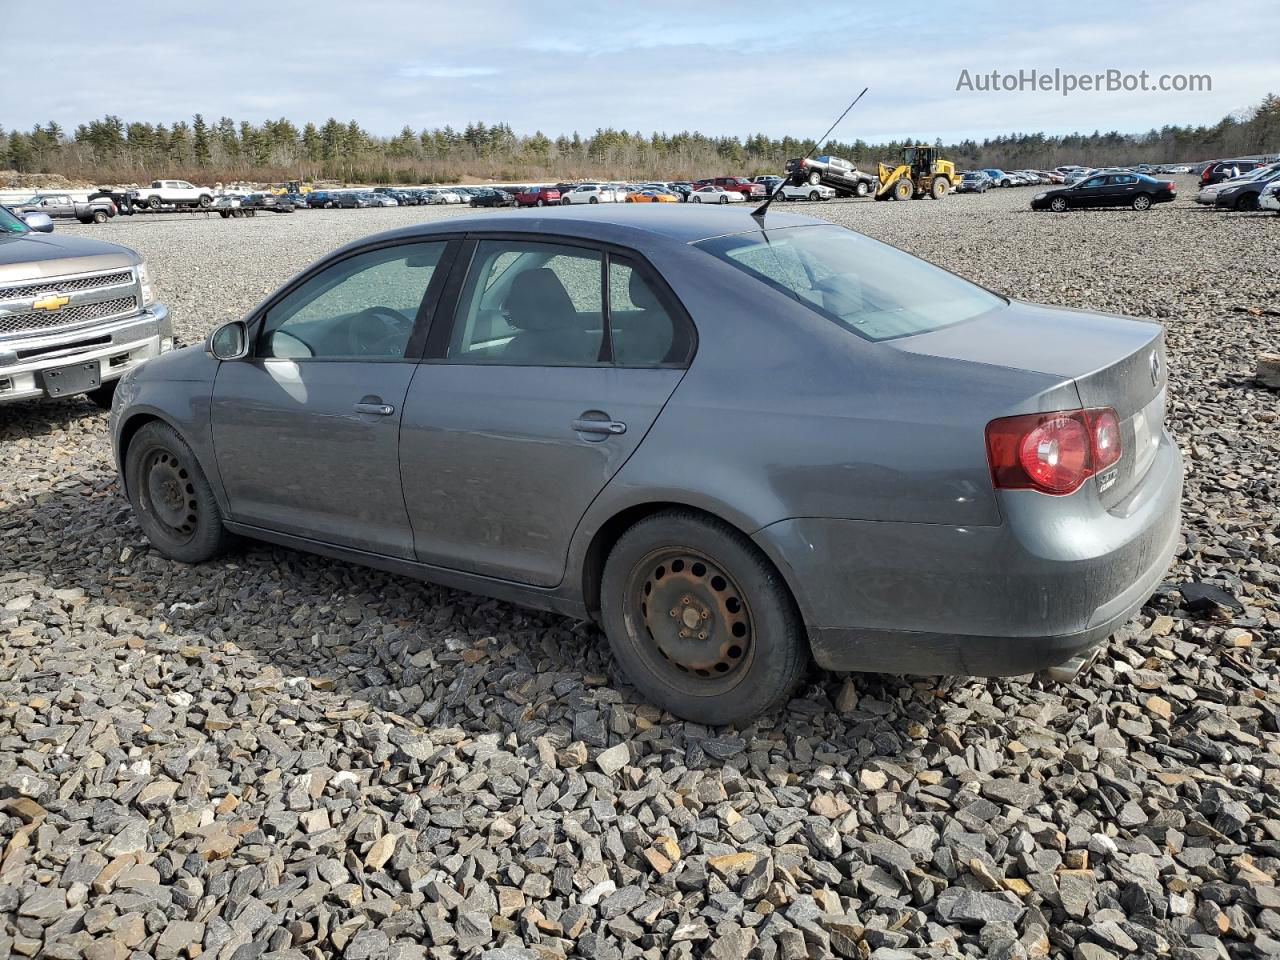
[{"left": 1042, "top": 650, "right": 1098, "bottom": 684}]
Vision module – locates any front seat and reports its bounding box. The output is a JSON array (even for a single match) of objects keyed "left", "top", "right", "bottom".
[{"left": 501, "top": 268, "right": 599, "bottom": 364}]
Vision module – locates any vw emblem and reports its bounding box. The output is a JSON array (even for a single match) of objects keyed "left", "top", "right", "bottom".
[{"left": 1149, "top": 351, "right": 1161, "bottom": 386}]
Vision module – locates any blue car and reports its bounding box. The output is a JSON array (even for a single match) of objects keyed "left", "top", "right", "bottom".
[{"left": 983, "top": 169, "right": 1013, "bottom": 187}]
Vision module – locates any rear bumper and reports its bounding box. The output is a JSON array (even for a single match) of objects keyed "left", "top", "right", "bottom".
[
  {"left": 0, "top": 304, "right": 172, "bottom": 403},
  {"left": 754, "top": 428, "right": 1183, "bottom": 676}
]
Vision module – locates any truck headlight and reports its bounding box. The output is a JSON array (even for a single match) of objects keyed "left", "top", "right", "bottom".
[{"left": 137, "top": 262, "right": 155, "bottom": 307}]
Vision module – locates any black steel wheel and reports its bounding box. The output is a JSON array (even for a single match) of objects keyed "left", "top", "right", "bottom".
[
  {"left": 600, "top": 510, "right": 808, "bottom": 725},
  {"left": 124, "top": 421, "right": 233, "bottom": 563}
]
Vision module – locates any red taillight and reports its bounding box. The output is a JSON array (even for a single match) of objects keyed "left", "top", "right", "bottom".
[{"left": 985, "top": 407, "right": 1123, "bottom": 496}]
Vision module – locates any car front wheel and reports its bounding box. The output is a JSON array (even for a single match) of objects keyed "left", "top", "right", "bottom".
[
  {"left": 855, "top": 181, "right": 869, "bottom": 197},
  {"left": 1050, "top": 196, "right": 1069, "bottom": 212},
  {"left": 600, "top": 510, "right": 809, "bottom": 725},
  {"left": 124, "top": 421, "right": 233, "bottom": 564}
]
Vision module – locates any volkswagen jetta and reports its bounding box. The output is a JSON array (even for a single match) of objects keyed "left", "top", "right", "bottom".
[{"left": 110, "top": 206, "right": 1182, "bottom": 724}]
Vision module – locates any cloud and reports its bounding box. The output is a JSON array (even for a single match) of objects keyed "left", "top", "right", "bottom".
[{"left": 396, "top": 65, "right": 501, "bottom": 79}]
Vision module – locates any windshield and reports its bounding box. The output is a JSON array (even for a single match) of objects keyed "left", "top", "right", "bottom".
[
  {"left": 696, "top": 225, "right": 1005, "bottom": 342},
  {"left": 0, "top": 205, "right": 31, "bottom": 235}
]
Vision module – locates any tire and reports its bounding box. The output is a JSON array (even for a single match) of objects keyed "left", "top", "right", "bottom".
[
  {"left": 86, "top": 379, "right": 117, "bottom": 409},
  {"left": 599, "top": 510, "right": 808, "bottom": 725},
  {"left": 123, "top": 421, "right": 233, "bottom": 564},
  {"left": 1132, "top": 193, "right": 1152, "bottom": 211},
  {"left": 807, "top": 170, "right": 822, "bottom": 186},
  {"left": 147, "top": 196, "right": 162, "bottom": 210},
  {"left": 562, "top": 197, "right": 571, "bottom": 206},
  {"left": 79, "top": 217, "right": 93, "bottom": 225},
  {"left": 1049, "top": 196, "right": 1069, "bottom": 213},
  {"left": 1235, "top": 193, "right": 1259, "bottom": 212},
  {"left": 1000, "top": 179, "right": 1011, "bottom": 188},
  {"left": 892, "top": 178, "right": 914, "bottom": 201},
  {"left": 931, "top": 178, "right": 949, "bottom": 199},
  {"left": 854, "top": 181, "right": 870, "bottom": 197},
  {"left": 535, "top": 199, "right": 544, "bottom": 207},
  {"left": 808, "top": 190, "right": 820, "bottom": 201},
  {"left": 220, "top": 210, "right": 231, "bottom": 218},
  {"left": 198, "top": 195, "right": 212, "bottom": 208},
  {"left": 93, "top": 209, "right": 109, "bottom": 224},
  {"left": 589, "top": 196, "right": 599, "bottom": 203},
  {"left": 693, "top": 196, "right": 701, "bottom": 203},
  {"left": 719, "top": 195, "right": 728, "bottom": 204}
]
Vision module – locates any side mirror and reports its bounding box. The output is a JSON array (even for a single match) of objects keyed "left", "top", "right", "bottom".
[
  {"left": 208, "top": 320, "right": 249, "bottom": 360},
  {"left": 22, "top": 212, "right": 54, "bottom": 233}
]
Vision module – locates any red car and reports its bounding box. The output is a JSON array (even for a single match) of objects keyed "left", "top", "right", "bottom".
[
  {"left": 694, "top": 176, "right": 766, "bottom": 199},
  {"left": 514, "top": 186, "right": 561, "bottom": 207}
]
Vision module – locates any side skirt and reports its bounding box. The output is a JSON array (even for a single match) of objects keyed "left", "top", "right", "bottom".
[{"left": 223, "top": 522, "right": 592, "bottom": 621}]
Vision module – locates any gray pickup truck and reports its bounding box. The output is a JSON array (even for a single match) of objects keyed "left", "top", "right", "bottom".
[
  {"left": 0, "top": 205, "right": 172, "bottom": 406},
  {"left": 11, "top": 193, "right": 117, "bottom": 224}
]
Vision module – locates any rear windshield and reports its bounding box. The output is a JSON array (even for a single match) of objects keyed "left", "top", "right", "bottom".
[{"left": 696, "top": 225, "right": 1005, "bottom": 342}]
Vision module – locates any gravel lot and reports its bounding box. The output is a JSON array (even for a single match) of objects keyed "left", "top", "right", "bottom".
[{"left": 3, "top": 182, "right": 1279, "bottom": 960}]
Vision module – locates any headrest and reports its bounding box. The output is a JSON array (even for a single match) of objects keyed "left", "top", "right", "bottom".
[
  {"left": 504, "top": 268, "right": 576, "bottom": 331},
  {"left": 628, "top": 269, "right": 661, "bottom": 311}
]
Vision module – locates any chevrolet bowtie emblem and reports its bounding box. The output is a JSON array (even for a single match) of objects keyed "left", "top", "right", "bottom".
[{"left": 33, "top": 294, "right": 70, "bottom": 311}]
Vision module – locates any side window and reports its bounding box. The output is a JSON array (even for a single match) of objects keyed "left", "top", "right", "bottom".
[
  {"left": 1082, "top": 176, "right": 1105, "bottom": 188},
  {"left": 608, "top": 257, "right": 686, "bottom": 366},
  {"left": 448, "top": 240, "right": 605, "bottom": 366},
  {"left": 258, "top": 241, "right": 447, "bottom": 360}
]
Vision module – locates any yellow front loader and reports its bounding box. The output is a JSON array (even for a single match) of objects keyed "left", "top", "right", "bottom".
[{"left": 874, "top": 145, "right": 956, "bottom": 200}]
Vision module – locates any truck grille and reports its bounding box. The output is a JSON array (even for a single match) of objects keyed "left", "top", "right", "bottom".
[
  {"left": 0, "top": 269, "right": 134, "bottom": 301},
  {"left": 0, "top": 296, "right": 139, "bottom": 336}
]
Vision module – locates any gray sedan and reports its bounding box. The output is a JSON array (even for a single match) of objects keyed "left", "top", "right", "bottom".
[{"left": 110, "top": 206, "right": 1182, "bottom": 725}]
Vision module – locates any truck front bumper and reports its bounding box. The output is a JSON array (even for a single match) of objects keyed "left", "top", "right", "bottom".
[{"left": 0, "top": 304, "right": 173, "bottom": 404}]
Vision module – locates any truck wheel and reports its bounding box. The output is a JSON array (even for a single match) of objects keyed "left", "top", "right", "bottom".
[
  {"left": 600, "top": 509, "right": 809, "bottom": 726},
  {"left": 808, "top": 170, "right": 822, "bottom": 186},
  {"left": 892, "top": 179, "right": 914, "bottom": 201},
  {"left": 855, "top": 181, "right": 870, "bottom": 197},
  {"left": 147, "top": 196, "right": 162, "bottom": 210},
  {"left": 93, "top": 209, "right": 109, "bottom": 223},
  {"left": 220, "top": 211, "right": 231, "bottom": 218},
  {"left": 124, "top": 421, "right": 234, "bottom": 564},
  {"left": 931, "top": 178, "right": 949, "bottom": 199}
]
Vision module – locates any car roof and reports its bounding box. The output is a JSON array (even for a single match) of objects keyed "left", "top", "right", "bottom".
[{"left": 351, "top": 204, "right": 827, "bottom": 250}]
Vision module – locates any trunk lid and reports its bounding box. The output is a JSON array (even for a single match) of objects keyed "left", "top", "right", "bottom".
[{"left": 893, "top": 301, "right": 1167, "bottom": 507}]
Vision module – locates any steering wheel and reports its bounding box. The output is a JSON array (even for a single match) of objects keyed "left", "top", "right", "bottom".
[{"left": 347, "top": 306, "right": 411, "bottom": 357}]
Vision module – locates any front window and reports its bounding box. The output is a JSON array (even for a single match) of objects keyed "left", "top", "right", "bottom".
[
  {"left": 258, "top": 241, "right": 448, "bottom": 360},
  {"left": 696, "top": 225, "right": 1004, "bottom": 342},
  {"left": 0, "top": 206, "right": 31, "bottom": 235}
]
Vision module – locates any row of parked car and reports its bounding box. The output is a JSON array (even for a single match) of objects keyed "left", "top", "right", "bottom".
[{"left": 1195, "top": 159, "right": 1280, "bottom": 212}]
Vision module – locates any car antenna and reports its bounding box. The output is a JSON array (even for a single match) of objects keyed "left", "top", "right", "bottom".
[{"left": 751, "top": 86, "right": 869, "bottom": 221}]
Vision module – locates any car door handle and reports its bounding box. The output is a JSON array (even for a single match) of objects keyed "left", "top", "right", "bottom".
[
  {"left": 354, "top": 401, "right": 395, "bottom": 416},
  {"left": 571, "top": 418, "right": 626, "bottom": 435}
]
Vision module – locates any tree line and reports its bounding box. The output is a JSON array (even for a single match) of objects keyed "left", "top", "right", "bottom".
[{"left": 2, "top": 95, "right": 1277, "bottom": 185}]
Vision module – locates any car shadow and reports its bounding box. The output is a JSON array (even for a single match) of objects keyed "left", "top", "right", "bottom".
[
  {"left": 0, "top": 396, "right": 107, "bottom": 441},
  {"left": 0, "top": 480, "right": 985, "bottom": 764}
]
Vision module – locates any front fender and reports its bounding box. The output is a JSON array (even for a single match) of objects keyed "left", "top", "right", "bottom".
[{"left": 112, "top": 376, "right": 226, "bottom": 515}]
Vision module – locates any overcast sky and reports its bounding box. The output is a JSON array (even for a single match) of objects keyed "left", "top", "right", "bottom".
[{"left": 10, "top": 0, "right": 1279, "bottom": 143}]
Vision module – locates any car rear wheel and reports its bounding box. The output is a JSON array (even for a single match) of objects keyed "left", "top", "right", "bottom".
[
  {"left": 535, "top": 199, "right": 544, "bottom": 207},
  {"left": 93, "top": 209, "right": 109, "bottom": 223},
  {"left": 807, "top": 170, "right": 822, "bottom": 186},
  {"left": 1050, "top": 196, "right": 1069, "bottom": 213},
  {"left": 693, "top": 196, "right": 701, "bottom": 203},
  {"left": 1131, "top": 194, "right": 1152, "bottom": 211},
  {"left": 124, "top": 421, "right": 233, "bottom": 564},
  {"left": 854, "top": 181, "right": 870, "bottom": 197},
  {"left": 719, "top": 195, "right": 728, "bottom": 204},
  {"left": 600, "top": 510, "right": 808, "bottom": 725}
]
